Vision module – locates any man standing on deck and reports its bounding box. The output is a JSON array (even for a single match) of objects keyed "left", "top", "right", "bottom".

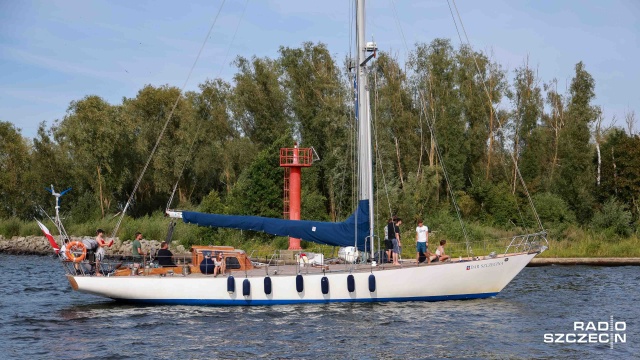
[
  {"left": 95, "top": 229, "right": 109, "bottom": 275},
  {"left": 391, "top": 218, "right": 402, "bottom": 265},
  {"left": 385, "top": 217, "right": 394, "bottom": 263},
  {"left": 415, "top": 219, "right": 430, "bottom": 264},
  {"left": 132, "top": 232, "right": 146, "bottom": 265}
]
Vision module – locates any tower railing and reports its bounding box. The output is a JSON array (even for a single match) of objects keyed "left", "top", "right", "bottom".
[{"left": 279, "top": 148, "right": 313, "bottom": 167}]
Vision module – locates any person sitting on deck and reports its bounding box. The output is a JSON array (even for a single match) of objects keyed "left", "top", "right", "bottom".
[
  {"left": 431, "top": 239, "right": 450, "bottom": 263},
  {"left": 213, "top": 252, "right": 226, "bottom": 277},
  {"left": 156, "top": 241, "right": 176, "bottom": 267}
]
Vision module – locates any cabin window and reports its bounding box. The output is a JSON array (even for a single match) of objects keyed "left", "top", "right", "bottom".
[{"left": 225, "top": 256, "right": 241, "bottom": 269}]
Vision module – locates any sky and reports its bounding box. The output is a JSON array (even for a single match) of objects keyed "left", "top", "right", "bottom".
[{"left": 1, "top": 0, "right": 638, "bottom": 139}]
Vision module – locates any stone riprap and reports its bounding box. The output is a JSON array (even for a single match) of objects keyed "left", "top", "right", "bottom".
[{"left": 0, "top": 235, "right": 188, "bottom": 257}]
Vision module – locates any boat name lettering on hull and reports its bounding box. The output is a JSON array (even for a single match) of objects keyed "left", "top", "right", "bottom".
[{"left": 466, "top": 262, "right": 505, "bottom": 270}]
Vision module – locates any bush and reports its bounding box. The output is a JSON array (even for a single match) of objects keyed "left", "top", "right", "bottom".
[
  {"left": 0, "top": 217, "right": 22, "bottom": 237},
  {"left": 486, "top": 184, "right": 521, "bottom": 228},
  {"left": 19, "top": 220, "right": 40, "bottom": 236},
  {"left": 591, "top": 199, "right": 633, "bottom": 237},
  {"left": 531, "top": 192, "right": 576, "bottom": 226},
  {"left": 68, "top": 192, "right": 101, "bottom": 223}
]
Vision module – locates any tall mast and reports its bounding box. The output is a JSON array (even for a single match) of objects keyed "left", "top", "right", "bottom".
[{"left": 356, "top": 0, "right": 376, "bottom": 245}]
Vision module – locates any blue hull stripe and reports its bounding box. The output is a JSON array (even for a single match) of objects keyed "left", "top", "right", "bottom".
[{"left": 113, "top": 292, "right": 499, "bottom": 306}]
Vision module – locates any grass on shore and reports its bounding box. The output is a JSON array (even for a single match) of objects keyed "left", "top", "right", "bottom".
[{"left": 1, "top": 215, "right": 638, "bottom": 258}]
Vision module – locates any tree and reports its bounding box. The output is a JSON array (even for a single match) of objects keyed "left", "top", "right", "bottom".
[
  {"left": 456, "top": 45, "right": 506, "bottom": 185},
  {"left": 542, "top": 78, "right": 566, "bottom": 191},
  {"left": 554, "top": 62, "right": 598, "bottom": 222},
  {"left": 279, "top": 42, "right": 350, "bottom": 219},
  {"left": 186, "top": 79, "right": 250, "bottom": 204},
  {"left": 30, "top": 123, "right": 74, "bottom": 217},
  {"left": 410, "top": 39, "right": 465, "bottom": 195},
  {"left": 120, "top": 85, "right": 198, "bottom": 216},
  {"left": 508, "top": 61, "right": 545, "bottom": 191},
  {"left": 232, "top": 56, "right": 290, "bottom": 148},
  {"left": 0, "top": 122, "right": 33, "bottom": 217},
  {"left": 370, "top": 52, "right": 420, "bottom": 191},
  {"left": 598, "top": 128, "right": 640, "bottom": 219},
  {"left": 226, "top": 136, "right": 292, "bottom": 219},
  {"left": 54, "top": 95, "right": 133, "bottom": 218}
]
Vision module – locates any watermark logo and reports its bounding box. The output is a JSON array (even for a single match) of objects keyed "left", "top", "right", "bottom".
[{"left": 544, "top": 316, "right": 626, "bottom": 349}]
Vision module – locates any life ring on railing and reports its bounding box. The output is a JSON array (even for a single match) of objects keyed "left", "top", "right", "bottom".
[{"left": 67, "top": 241, "right": 87, "bottom": 263}]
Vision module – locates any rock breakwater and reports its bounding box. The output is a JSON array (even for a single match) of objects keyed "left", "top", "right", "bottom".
[{"left": 0, "top": 235, "right": 188, "bottom": 257}]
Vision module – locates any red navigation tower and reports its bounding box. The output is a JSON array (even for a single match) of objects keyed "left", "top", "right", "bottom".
[{"left": 279, "top": 143, "right": 313, "bottom": 250}]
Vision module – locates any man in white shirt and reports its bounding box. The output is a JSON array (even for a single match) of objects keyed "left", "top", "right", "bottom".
[{"left": 415, "top": 219, "right": 430, "bottom": 264}]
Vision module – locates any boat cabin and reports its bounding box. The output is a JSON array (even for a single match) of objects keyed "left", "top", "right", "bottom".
[{"left": 190, "top": 245, "right": 253, "bottom": 273}]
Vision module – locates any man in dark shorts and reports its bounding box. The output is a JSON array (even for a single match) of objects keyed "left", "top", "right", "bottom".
[
  {"left": 391, "top": 218, "right": 402, "bottom": 265},
  {"left": 385, "top": 217, "right": 395, "bottom": 263}
]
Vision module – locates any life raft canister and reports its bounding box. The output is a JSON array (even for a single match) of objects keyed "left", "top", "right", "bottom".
[{"left": 66, "top": 241, "right": 87, "bottom": 263}]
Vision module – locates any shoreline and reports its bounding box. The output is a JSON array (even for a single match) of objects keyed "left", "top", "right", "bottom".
[
  {"left": 2, "top": 236, "right": 640, "bottom": 266},
  {"left": 527, "top": 257, "right": 640, "bottom": 266}
]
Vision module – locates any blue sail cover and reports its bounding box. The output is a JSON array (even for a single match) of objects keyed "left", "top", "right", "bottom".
[{"left": 182, "top": 200, "right": 370, "bottom": 250}]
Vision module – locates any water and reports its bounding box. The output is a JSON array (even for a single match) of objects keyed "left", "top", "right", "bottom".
[{"left": 0, "top": 254, "right": 637, "bottom": 359}]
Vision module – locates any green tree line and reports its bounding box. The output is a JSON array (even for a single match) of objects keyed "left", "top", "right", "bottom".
[{"left": 1, "top": 40, "right": 638, "bottom": 241}]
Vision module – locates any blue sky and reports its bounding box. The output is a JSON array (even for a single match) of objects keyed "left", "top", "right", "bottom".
[{"left": 1, "top": 0, "right": 638, "bottom": 139}]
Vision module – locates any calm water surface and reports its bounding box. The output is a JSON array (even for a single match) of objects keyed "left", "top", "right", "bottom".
[{"left": 0, "top": 254, "right": 637, "bottom": 359}]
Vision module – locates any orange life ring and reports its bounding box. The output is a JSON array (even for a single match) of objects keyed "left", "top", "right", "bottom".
[{"left": 67, "top": 241, "right": 87, "bottom": 263}]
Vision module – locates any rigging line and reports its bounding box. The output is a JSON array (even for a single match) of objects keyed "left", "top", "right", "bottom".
[
  {"left": 165, "top": 123, "right": 199, "bottom": 211},
  {"left": 448, "top": 0, "right": 544, "bottom": 231},
  {"left": 389, "top": 0, "right": 472, "bottom": 253},
  {"left": 169, "top": 0, "right": 246, "bottom": 210},
  {"left": 372, "top": 65, "right": 393, "bottom": 222},
  {"left": 389, "top": 0, "right": 411, "bottom": 58},
  {"left": 483, "top": 115, "right": 532, "bottom": 234},
  {"left": 110, "top": 0, "right": 227, "bottom": 239},
  {"left": 349, "top": 0, "right": 354, "bottom": 62},
  {"left": 336, "top": 73, "right": 353, "bottom": 220},
  {"left": 373, "top": 71, "right": 394, "bottom": 219},
  {"left": 417, "top": 89, "right": 473, "bottom": 258},
  {"left": 216, "top": 0, "right": 249, "bottom": 79},
  {"left": 447, "top": 0, "right": 532, "bottom": 234}
]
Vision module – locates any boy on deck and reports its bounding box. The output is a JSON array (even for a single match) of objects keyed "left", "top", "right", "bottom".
[{"left": 415, "top": 219, "right": 430, "bottom": 264}]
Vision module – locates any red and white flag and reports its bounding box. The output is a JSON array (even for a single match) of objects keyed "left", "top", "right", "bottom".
[{"left": 36, "top": 220, "right": 60, "bottom": 254}]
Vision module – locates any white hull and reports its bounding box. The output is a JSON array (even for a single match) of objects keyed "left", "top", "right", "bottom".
[{"left": 68, "top": 253, "right": 537, "bottom": 305}]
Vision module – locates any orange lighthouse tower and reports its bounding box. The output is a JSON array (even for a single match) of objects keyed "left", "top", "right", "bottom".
[{"left": 279, "top": 143, "right": 313, "bottom": 250}]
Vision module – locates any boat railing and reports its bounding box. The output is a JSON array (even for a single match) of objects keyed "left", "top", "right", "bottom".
[
  {"left": 504, "top": 231, "right": 549, "bottom": 255},
  {"left": 60, "top": 252, "right": 196, "bottom": 276}
]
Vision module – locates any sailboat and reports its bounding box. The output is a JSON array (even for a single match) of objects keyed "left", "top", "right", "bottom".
[{"left": 51, "top": 0, "right": 548, "bottom": 305}]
